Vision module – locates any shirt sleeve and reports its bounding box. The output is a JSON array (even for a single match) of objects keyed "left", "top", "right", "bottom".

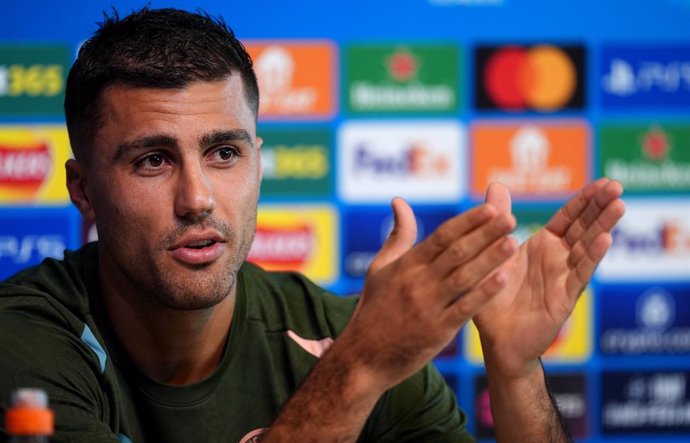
[
  {"left": 0, "top": 309, "right": 120, "bottom": 443},
  {"left": 359, "top": 363, "right": 476, "bottom": 443}
]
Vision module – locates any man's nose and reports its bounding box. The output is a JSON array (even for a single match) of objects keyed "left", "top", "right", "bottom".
[{"left": 174, "top": 162, "right": 216, "bottom": 221}]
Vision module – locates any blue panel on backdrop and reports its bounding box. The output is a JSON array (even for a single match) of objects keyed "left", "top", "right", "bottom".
[
  {"left": 599, "top": 283, "right": 690, "bottom": 356},
  {"left": 601, "top": 370, "right": 690, "bottom": 434},
  {"left": 600, "top": 45, "right": 690, "bottom": 109},
  {"left": 343, "top": 206, "right": 456, "bottom": 281},
  {"left": 0, "top": 207, "right": 80, "bottom": 280}
]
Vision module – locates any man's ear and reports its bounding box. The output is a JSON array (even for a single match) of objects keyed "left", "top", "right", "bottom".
[
  {"left": 256, "top": 136, "right": 263, "bottom": 182},
  {"left": 65, "top": 159, "right": 95, "bottom": 220}
]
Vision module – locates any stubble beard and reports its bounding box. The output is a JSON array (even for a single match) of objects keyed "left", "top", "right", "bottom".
[{"left": 108, "top": 214, "right": 257, "bottom": 311}]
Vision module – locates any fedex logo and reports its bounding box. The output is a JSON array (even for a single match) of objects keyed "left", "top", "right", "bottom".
[
  {"left": 338, "top": 121, "right": 465, "bottom": 203},
  {"left": 598, "top": 199, "right": 690, "bottom": 280},
  {"left": 353, "top": 144, "right": 450, "bottom": 177},
  {"left": 611, "top": 220, "right": 689, "bottom": 255}
]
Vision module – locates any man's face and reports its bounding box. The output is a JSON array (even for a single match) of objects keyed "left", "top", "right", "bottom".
[{"left": 75, "top": 75, "right": 261, "bottom": 310}]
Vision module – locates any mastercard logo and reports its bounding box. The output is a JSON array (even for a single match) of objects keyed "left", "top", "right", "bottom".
[
  {"left": 475, "top": 44, "right": 585, "bottom": 112},
  {"left": 0, "top": 131, "right": 52, "bottom": 201}
]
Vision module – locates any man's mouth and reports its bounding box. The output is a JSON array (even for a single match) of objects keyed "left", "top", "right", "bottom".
[
  {"left": 170, "top": 233, "right": 225, "bottom": 265},
  {"left": 184, "top": 239, "right": 216, "bottom": 249}
]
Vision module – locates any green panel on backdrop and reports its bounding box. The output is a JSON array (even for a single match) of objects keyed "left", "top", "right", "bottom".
[
  {"left": 598, "top": 124, "right": 690, "bottom": 193},
  {"left": 346, "top": 44, "right": 460, "bottom": 114},
  {"left": 0, "top": 46, "right": 70, "bottom": 116},
  {"left": 259, "top": 128, "right": 332, "bottom": 197}
]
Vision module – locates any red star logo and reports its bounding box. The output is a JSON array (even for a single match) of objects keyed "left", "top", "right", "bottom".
[
  {"left": 642, "top": 127, "right": 670, "bottom": 161},
  {"left": 388, "top": 50, "right": 418, "bottom": 82}
]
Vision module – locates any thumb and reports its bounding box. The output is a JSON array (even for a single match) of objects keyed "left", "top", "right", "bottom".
[
  {"left": 485, "top": 182, "right": 512, "bottom": 215},
  {"left": 367, "top": 197, "right": 417, "bottom": 276}
]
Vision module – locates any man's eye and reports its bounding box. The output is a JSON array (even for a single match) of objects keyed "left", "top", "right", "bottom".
[
  {"left": 215, "top": 147, "right": 238, "bottom": 161},
  {"left": 145, "top": 153, "right": 165, "bottom": 167},
  {"left": 135, "top": 153, "right": 168, "bottom": 171}
]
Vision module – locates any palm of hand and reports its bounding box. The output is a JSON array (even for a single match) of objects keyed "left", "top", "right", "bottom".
[{"left": 474, "top": 227, "right": 577, "bottom": 377}]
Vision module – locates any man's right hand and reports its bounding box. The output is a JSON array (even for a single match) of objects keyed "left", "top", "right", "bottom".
[{"left": 337, "top": 197, "right": 518, "bottom": 394}]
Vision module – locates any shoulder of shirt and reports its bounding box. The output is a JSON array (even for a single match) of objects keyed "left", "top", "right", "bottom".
[
  {"left": 0, "top": 243, "right": 97, "bottom": 331},
  {"left": 238, "top": 262, "right": 359, "bottom": 339}
]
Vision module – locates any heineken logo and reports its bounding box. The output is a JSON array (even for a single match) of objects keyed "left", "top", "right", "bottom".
[
  {"left": 642, "top": 127, "right": 670, "bottom": 161},
  {"left": 387, "top": 49, "right": 418, "bottom": 82},
  {"left": 346, "top": 44, "right": 459, "bottom": 113},
  {"left": 600, "top": 125, "right": 690, "bottom": 193}
]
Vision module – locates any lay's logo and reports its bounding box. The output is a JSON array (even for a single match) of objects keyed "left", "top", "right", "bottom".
[
  {"left": 248, "top": 205, "right": 337, "bottom": 285},
  {"left": 0, "top": 126, "right": 71, "bottom": 204},
  {"left": 250, "top": 225, "right": 313, "bottom": 267}
]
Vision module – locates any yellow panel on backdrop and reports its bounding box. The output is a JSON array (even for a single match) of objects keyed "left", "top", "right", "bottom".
[
  {"left": 0, "top": 125, "right": 71, "bottom": 204},
  {"left": 248, "top": 205, "right": 338, "bottom": 286},
  {"left": 465, "top": 289, "right": 592, "bottom": 363}
]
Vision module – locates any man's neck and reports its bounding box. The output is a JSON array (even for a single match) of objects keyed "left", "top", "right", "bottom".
[{"left": 99, "top": 260, "right": 237, "bottom": 385}]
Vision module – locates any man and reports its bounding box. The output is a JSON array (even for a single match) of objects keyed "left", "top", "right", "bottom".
[{"left": 0, "top": 8, "right": 625, "bottom": 442}]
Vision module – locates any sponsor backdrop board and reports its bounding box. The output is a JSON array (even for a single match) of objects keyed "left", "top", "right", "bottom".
[{"left": 2, "top": 0, "right": 690, "bottom": 441}]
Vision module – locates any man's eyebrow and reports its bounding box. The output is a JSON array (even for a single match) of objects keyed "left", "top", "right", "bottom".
[
  {"left": 201, "top": 129, "right": 254, "bottom": 148},
  {"left": 113, "top": 134, "right": 178, "bottom": 162}
]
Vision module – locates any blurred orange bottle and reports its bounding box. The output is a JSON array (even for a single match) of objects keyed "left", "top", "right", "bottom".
[{"left": 5, "top": 388, "right": 54, "bottom": 442}]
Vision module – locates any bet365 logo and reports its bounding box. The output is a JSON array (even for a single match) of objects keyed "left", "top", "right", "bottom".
[
  {"left": 0, "top": 46, "right": 69, "bottom": 116},
  {"left": 0, "top": 64, "right": 63, "bottom": 97}
]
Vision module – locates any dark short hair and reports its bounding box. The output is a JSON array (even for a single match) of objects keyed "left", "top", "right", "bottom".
[{"left": 64, "top": 7, "right": 259, "bottom": 162}]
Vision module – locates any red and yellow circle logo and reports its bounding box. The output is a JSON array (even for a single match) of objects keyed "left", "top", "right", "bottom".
[{"left": 477, "top": 45, "right": 584, "bottom": 112}]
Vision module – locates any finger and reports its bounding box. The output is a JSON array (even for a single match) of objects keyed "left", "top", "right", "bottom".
[
  {"left": 410, "top": 204, "right": 497, "bottom": 261},
  {"left": 485, "top": 182, "right": 512, "bottom": 215},
  {"left": 563, "top": 180, "right": 624, "bottom": 248},
  {"left": 443, "top": 269, "right": 508, "bottom": 326},
  {"left": 545, "top": 178, "right": 610, "bottom": 237},
  {"left": 566, "top": 232, "right": 612, "bottom": 299},
  {"left": 431, "top": 212, "right": 516, "bottom": 278},
  {"left": 441, "top": 235, "right": 517, "bottom": 300},
  {"left": 367, "top": 198, "right": 417, "bottom": 276},
  {"left": 567, "top": 198, "right": 626, "bottom": 268}
]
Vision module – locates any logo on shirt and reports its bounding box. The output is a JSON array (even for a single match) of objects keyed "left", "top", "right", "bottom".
[
  {"left": 239, "top": 428, "right": 268, "bottom": 443},
  {"left": 244, "top": 41, "right": 336, "bottom": 119},
  {"left": 475, "top": 44, "right": 585, "bottom": 112},
  {"left": 0, "top": 126, "right": 71, "bottom": 204},
  {"left": 346, "top": 44, "right": 460, "bottom": 113},
  {"left": 598, "top": 124, "right": 690, "bottom": 193},
  {"left": 600, "top": 45, "right": 690, "bottom": 109},
  {"left": 471, "top": 120, "right": 589, "bottom": 199}
]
